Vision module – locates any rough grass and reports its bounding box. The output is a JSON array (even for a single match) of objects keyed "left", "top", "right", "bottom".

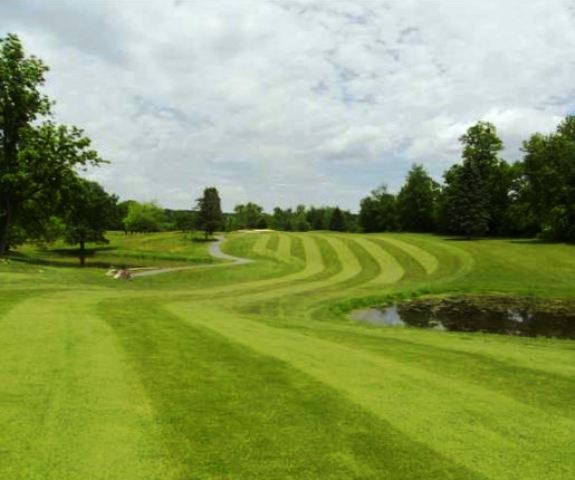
[{"left": 0, "top": 231, "right": 574, "bottom": 480}]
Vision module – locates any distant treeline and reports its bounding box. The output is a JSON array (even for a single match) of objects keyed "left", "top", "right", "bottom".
[
  {"left": 357, "top": 118, "right": 575, "bottom": 241},
  {"left": 227, "top": 115, "right": 575, "bottom": 241},
  {"left": 228, "top": 204, "right": 357, "bottom": 232},
  {"left": 108, "top": 201, "right": 358, "bottom": 234}
]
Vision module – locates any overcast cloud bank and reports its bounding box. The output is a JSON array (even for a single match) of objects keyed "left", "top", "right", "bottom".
[{"left": 1, "top": 0, "right": 574, "bottom": 210}]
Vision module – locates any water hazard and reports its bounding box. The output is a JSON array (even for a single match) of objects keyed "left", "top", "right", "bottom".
[{"left": 352, "top": 296, "right": 575, "bottom": 339}]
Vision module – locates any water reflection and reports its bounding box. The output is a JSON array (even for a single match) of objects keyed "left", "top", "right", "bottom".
[{"left": 352, "top": 296, "right": 575, "bottom": 339}]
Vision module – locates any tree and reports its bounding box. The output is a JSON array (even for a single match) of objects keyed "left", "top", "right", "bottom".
[
  {"left": 306, "top": 206, "right": 327, "bottom": 230},
  {"left": 196, "top": 187, "right": 222, "bottom": 239},
  {"left": 439, "top": 122, "right": 504, "bottom": 238},
  {"left": 270, "top": 207, "right": 292, "bottom": 231},
  {"left": 293, "top": 205, "right": 310, "bottom": 231},
  {"left": 435, "top": 164, "right": 462, "bottom": 233},
  {"left": 459, "top": 121, "right": 507, "bottom": 235},
  {"left": 329, "top": 207, "right": 347, "bottom": 231},
  {"left": 396, "top": 164, "right": 439, "bottom": 232},
  {"left": 62, "top": 178, "right": 116, "bottom": 266},
  {"left": 171, "top": 210, "right": 196, "bottom": 232},
  {"left": 123, "top": 201, "right": 164, "bottom": 233},
  {"left": 359, "top": 186, "right": 398, "bottom": 232},
  {"left": 451, "top": 159, "right": 489, "bottom": 238},
  {"left": 460, "top": 122, "right": 503, "bottom": 173},
  {"left": 108, "top": 199, "right": 135, "bottom": 232},
  {"left": 234, "top": 202, "right": 264, "bottom": 229},
  {"left": 521, "top": 116, "right": 575, "bottom": 240},
  {"left": 0, "top": 34, "right": 103, "bottom": 255}
]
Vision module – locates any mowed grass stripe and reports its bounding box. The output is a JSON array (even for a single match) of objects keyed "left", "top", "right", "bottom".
[
  {"left": 251, "top": 233, "right": 272, "bottom": 256},
  {"left": 362, "top": 323, "right": 575, "bottom": 379},
  {"left": 103, "top": 298, "right": 487, "bottom": 480},
  {"left": 314, "top": 234, "right": 362, "bottom": 285},
  {"left": 237, "top": 236, "right": 374, "bottom": 320},
  {"left": 275, "top": 233, "right": 292, "bottom": 262},
  {"left": 177, "top": 234, "right": 327, "bottom": 300},
  {"left": 0, "top": 289, "right": 52, "bottom": 320},
  {"left": 404, "top": 235, "right": 476, "bottom": 282},
  {"left": 308, "top": 324, "right": 575, "bottom": 420},
  {"left": 0, "top": 292, "right": 177, "bottom": 480},
  {"left": 170, "top": 304, "right": 575, "bottom": 480},
  {"left": 254, "top": 233, "right": 292, "bottom": 264},
  {"left": 349, "top": 236, "right": 404, "bottom": 285},
  {"left": 239, "top": 235, "right": 363, "bottom": 303},
  {"left": 266, "top": 233, "right": 280, "bottom": 252},
  {"left": 303, "top": 235, "right": 343, "bottom": 282},
  {"left": 376, "top": 235, "right": 439, "bottom": 275}
]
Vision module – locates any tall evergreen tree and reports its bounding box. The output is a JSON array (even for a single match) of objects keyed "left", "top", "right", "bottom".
[
  {"left": 306, "top": 206, "right": 327, "bottom": 230},
  {"left": 396, "top": 164, "right": 439, "bottom": 232},
  {"left": 196, "top": 187, "right": 223, "bottom": 239},
  {"left": 329, "top": 206, "right": 346, "bottom": 232},
  {"left": 293, "top": 205, "right": 311, "bottom": 231},
  {"left": 459, "top": 121, "right": 508, "bottom": 235},
  {"left": 452, "top": 159, "right": 489, "bottom": 238},
  {"left": 435, "top": 164, "right": 462, "bottom": 233}
]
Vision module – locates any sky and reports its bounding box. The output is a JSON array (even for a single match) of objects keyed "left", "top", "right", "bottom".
[{"left": 2, "top": 0, "right": 575, "bottom": 211}]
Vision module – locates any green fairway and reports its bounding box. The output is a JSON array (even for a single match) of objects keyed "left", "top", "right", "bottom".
[{"left": 1, "top": 232, "right": 574, "bottom": 480}]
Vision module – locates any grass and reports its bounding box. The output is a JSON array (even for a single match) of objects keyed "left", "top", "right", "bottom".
[{"left": 0, "top": 231, "right": 574, "bottom": 479}]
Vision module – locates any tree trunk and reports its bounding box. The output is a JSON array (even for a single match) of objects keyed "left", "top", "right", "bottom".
[
  {"left": 0, "top": 198, "right": 13, "bottom": 258},
  {"left": 79, "top": 240, "right": 86, "bottom": 267}
]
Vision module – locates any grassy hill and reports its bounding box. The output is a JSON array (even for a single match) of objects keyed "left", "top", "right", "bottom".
[{"left": 0, "top": 231, "right": 573, "bottom": 479}]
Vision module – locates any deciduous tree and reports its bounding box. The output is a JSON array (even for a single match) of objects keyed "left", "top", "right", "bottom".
[
  {"left": 62, "top": 178, "right": 116, "bottom": 266},
  {"left": 0, "top": 34, "right": 102, "bottom": 255},
  {"left": 359, "top": 186, "right": 398, "bottom": 232}
]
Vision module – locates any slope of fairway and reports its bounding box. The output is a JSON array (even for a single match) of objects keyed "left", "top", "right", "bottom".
[{"left": 1, "top": 231, "right": 574, "bottom": 480}]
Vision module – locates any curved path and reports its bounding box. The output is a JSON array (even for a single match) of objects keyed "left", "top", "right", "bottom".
[{"left": 132, "top": 235, "right": 252, "bottom": 278}]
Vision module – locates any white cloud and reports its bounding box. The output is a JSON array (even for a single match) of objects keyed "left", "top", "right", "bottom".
[{"left": 1, "top": 0, "right": 575, "bottom": 210}]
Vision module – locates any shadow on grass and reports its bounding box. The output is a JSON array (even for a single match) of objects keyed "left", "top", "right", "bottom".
[
  {"left": 50, "top": 245, "right": 119, "bottom": 255},
  {"left": 442, "top": 237, "right": 483, "bottom": 242},
  {"left": 7, "top": 253, "right": 114, "bottom": 269},
  {"left": 440, "top": 236, "right": 564, "bottom": 245},
  {"left": 508, "top": 238, "right": 566, "bottom": 245}
]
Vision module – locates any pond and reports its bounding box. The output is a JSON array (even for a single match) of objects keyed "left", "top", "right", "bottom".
[{"left": 351, "top": 296, "right": 575, "bottom": 339}]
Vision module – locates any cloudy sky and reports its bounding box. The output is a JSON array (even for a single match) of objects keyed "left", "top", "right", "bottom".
[{"left": 2, "top": 0, "right": 575, "bottom": 211}]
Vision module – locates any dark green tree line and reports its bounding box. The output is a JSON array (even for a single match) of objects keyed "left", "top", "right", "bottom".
[{"left": 359, "top": 119, "right": 575, "bottom": 240}]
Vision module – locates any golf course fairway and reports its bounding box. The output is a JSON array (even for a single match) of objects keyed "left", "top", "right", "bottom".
[{"left": 1, "top": 231, "right": 573, "bottom": 480}]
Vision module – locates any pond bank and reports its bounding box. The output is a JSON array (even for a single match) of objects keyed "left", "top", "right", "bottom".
[{"left": 352, "top": 295, "right": 575, "bottom": 339}]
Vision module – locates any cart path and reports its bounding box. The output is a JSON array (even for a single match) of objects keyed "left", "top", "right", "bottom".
[{"left": 133, "top": 235, "right": 252, "bottom": 278}]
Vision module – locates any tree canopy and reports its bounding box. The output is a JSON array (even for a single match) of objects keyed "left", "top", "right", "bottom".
[
  {"left": 359, "top": 186, "right": 398, "bottom": 233},
  {"left": 0, "top": 33, "right": 103, "bottom": 255},
  {"left": 396, "top": 164, "right": 439, "bottom": 232},
  {"left": 358, "top": 117, "right": 575, "bottom": 241},
  {"left": 123, "top": 201, "right": 165, "bottom": 233},
  {"left": 196, "top": 187, "right": 223, "bottom": 239},
  {"left": 62, "top": 178, "right": 117, "bottom": 266}
]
